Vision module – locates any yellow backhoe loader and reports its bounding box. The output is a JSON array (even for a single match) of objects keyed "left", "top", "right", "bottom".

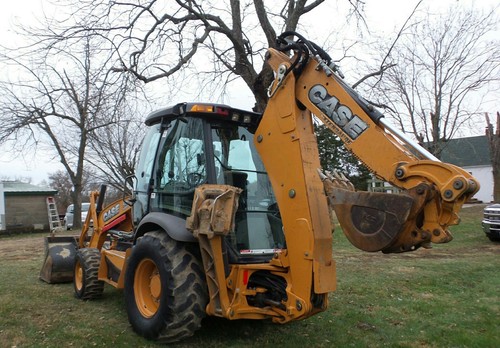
[{"left": 40, "top": 32, "right": 479, "bottom": 343}]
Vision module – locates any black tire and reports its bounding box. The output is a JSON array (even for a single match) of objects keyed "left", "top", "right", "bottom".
[
  {"left": 74, "top": 248, "right": 104, "bottom": 300},
  {"left": 124, "top": 230, "right": 208, "bottom": 343},
  {"left": 487, "top": 235, "right": 500, "bottom": 242}
]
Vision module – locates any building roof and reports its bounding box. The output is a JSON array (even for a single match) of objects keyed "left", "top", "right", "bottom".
[
  {"left": 439, "top": 136, "right": 491, "bottom": 167},
  {"left": 0, "top": 181, "right": 57, "bottom": 196}
]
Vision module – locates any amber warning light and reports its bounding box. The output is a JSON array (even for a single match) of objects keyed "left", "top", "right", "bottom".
[{"left": 189, "top": 104, "right": 230, "bottom": 116}]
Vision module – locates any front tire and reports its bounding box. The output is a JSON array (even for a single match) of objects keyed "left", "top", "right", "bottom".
[
  {"left": 124, "top": 231, "right": 208, "bottom": 342},
  {"left": 487, "top": 235, "right": 500, "bottom": 242},
  {"left": 74, "top": 248, "right": 104, "bottom": 300}
]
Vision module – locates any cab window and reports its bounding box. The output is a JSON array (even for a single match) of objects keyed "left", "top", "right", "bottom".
[{"left": 152, "top": 118, "right": 206, "bottom": 216}]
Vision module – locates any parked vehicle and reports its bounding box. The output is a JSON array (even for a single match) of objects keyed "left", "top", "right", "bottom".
[
  {"left": 482, "top": 204, "right": 500, "bottom": 242},
  {"left": 64, "top": 203, "right": 91, "bottom": 230}
]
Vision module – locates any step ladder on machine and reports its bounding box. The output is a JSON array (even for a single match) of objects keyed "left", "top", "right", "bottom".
[{"left": 46, "top": 197, "right": 61, "bottom": 231}]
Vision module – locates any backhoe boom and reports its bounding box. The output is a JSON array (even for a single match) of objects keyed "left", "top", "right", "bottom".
[{"left": 262, "top": 33, "right": 478, "bottom": 255}]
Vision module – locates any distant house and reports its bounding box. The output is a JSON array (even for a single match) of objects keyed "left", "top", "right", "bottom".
[
  {"left": 439, "top": 136, "right": 493, "bottom": 203},
  {"left": 0, "top": 181, "right": 58, "bottom": 233}
]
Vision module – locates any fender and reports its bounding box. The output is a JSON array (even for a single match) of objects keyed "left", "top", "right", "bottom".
[{"left": 134, "top": 212, "right": 197, "bottom": 243}]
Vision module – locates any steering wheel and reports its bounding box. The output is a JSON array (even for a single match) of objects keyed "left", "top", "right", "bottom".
[{"left": 187, "top": 173, "right": 204, "bottom": 187}]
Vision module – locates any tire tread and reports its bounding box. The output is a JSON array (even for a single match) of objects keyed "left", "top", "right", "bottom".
[
  {"left": 126, "top": 231, "right": 208, "bottom": 343},
  {"left": 74, "top": 248, "right": 104, "bottom": 300}
]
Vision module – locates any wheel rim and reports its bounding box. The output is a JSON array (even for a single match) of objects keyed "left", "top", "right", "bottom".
[
  {"left": 74, "top": 259, "right": 83, "bottom": 291},
  {"left": 135, "top": 258, "right": 161, "bottom": 318}
]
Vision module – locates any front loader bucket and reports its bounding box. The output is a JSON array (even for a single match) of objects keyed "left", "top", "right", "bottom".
[{"left": 39, "top": 236, "right": 78, "bottom": 283}]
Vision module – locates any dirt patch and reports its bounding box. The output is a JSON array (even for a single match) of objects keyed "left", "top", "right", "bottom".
[
  {"left": 406, "top": 241, "right": 500, "bottom": 259},
  {"left": 0, "top": 235, "right": 47, "bottom": 261},
  {"left": 334, "top": 238, "right": 500, "bottom": 265},
  {"left": 0, "top": 233, "right": 80, "bottom": 262}
]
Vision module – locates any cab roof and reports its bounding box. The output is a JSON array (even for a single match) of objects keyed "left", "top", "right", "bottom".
[{"left": 145, "top": 102, "right": 262, "bottom": 127}]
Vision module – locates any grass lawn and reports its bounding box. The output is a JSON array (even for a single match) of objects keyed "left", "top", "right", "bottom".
[{"left": 0, "top": 204, "right": 498, "bottom": 347}]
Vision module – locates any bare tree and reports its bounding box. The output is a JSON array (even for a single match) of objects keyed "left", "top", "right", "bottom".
[
  {"left": 370, "top": 6, "right": 500, "bottom": 158},
  {"left": 48, "top": 170, "right": 74, "bottom": 214},
  {"left": 87, "top": 115, "right": 145, "bottom": 194},
  {"left": 0, "top": 176, "right": 32, "bottom": 184},
  {"left": 53, "top": 0, "right": 365, "bottom": 112},
  {"left": 0, "top": 37, "right": 132, "bottom": 228},
  {"left": 48, "top": 168, "right": 97, "bottom": 214},
  {"left": 1, "top": 0, "right": 367, "bottom": 214},
  {"left": 486, "top": 112, "right": 500, "bottom": 202}
]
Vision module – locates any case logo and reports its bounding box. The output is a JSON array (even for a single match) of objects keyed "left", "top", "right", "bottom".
[
  {"left": 103, "top": 204, "right": 120, "bottom": 222},
  {"left": 309, "top": 84, "right": 367, "bottom": 139}
]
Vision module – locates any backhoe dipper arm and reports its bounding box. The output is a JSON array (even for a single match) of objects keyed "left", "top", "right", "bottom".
[{"left": 256, "top": 34, "right": 479, "bottom": 257}]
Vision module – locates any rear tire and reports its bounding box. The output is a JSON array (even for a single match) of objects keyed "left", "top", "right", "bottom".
[
  {"left": 124, "top": 231, "right": 208, "bottom": 342},
  {"left": 74, "top": 248, "right": 104, "bottom": 300}
]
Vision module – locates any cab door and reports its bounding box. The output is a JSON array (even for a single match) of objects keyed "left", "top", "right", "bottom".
[
  {"left": 133, "top": 123, "right": 162, "bottom": 225},
  {"left": 150, "top": 117, "right": 208, "bottom": 217}
]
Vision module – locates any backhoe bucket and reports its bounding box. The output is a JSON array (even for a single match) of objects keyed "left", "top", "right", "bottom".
[
  {"left": 331, "top": 188, "right": 415, "bottom": 252},
  {"left": 319, "top": 170, "right": 421, "bottom": 252},
  {"left": 39, "top": 236, "right": 78, "bottom": 283}
]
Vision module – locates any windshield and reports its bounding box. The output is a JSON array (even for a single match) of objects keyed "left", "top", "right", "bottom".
[
  {"left": 212, "top": 125, "right": 285, "bottom": 257},
  {"left": 212, "top": 127, "right": 275, "bottom": 210}
]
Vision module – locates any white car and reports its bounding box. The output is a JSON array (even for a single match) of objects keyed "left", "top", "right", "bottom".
[
  {"left": 64, "top": 203, "right": 91, "bottom": 230},
  {"left": 482, "top": 204, "right": 500, "bottom": 242}
]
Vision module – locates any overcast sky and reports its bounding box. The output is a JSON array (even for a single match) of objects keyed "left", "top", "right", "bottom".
[{"left": 0, "top": 0, "right": 498, "bottom": 184}]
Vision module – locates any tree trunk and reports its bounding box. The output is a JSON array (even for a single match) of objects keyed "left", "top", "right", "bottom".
[
  {"left": 493, "top": 167, "right": 500, "bottom": 203},
  {"left": 485, "top": 112, "right": 500, "bottom": 202},
  {"left": 252, "top": 65, "right": 273, "bottom": 112},
  {"left": 71, "top": 185, "right": 83, "bottom": 229}
]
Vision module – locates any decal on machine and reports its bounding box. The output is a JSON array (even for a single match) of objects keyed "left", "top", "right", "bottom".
[
  {"left": 103, "top": 204, "right": 120, "bottom": 222},
  {"left": 309, "top": 84, "right": 368, "bottom": 140}
]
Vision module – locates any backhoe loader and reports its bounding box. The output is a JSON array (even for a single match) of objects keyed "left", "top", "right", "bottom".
[{"left": 40, "top": 32, "right": 479, "bottom": 343}]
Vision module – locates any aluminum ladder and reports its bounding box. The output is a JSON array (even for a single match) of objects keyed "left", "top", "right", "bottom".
[{"left": 46, "top": 197, "right": 61, "bottom": 231}]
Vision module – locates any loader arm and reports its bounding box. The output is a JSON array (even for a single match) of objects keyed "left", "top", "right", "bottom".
[{"left": 257, "top": 33, "right": 479, "bottom": 257}]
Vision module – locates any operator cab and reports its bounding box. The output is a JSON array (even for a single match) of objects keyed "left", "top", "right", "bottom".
[{"left": 134, "top": 102, "right": 285, "bottom": 263}]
